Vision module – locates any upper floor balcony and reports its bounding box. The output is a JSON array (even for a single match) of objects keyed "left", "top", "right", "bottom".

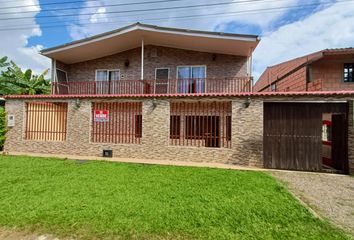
[{"left": 51, "top": 77, "right": 253, "bottom": 96}]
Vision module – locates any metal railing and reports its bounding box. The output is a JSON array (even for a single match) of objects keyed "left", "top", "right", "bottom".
[{"left": 51, "top": 77, "right": 252, "bottom": 95}]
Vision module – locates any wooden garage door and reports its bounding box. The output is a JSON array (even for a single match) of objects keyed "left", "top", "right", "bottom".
[{"left": 263, "top": 102, "right": 347, "bottom": 171}]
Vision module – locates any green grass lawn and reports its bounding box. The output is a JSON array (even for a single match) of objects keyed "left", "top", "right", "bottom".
[{"left": 0, "top": 155, "right": 350, "bottom": 239}]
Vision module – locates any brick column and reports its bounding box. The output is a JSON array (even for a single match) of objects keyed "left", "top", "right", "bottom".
[
  {"left": 231, "top": 98, "right": 263, "bottom": 167},
  {"left": 67, "top": 100, "right": 91, "bottom": 154},
  {"left": 142, "top": 99, "right": 170, "bottom": 147}
]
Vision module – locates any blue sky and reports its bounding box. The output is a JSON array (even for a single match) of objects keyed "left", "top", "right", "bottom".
[{"left": 1, "top": 0, "right": 354, "bottom": 78}]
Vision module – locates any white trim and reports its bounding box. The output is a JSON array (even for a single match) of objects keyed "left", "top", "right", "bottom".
[
  {"left": 137, "top": 25, "right": 258, "bottom": 41},
  {"left": 155, "top": 67, "right": 170, "bottom": 80},
  {"left": 95, "top": 69, "right": 121, "bottom": 81},
  {"left": 141, "top": 39, "right": 144, "bottom": 80},
  {"left": 42, "top": 25, "right": 258, "bottom": 55}
]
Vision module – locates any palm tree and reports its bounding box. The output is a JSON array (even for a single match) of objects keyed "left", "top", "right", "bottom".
[{"left": 0, "top": 58, "right": 50, "bottom": 95}]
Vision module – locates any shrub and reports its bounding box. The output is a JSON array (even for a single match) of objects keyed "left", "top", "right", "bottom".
[{"left": 0, "top": 107, "right": 5, "bottom": 151}]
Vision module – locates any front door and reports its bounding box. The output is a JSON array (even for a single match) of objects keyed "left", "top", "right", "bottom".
[{"left": 155, "top": 68, "right": 169, "bottom": 93}]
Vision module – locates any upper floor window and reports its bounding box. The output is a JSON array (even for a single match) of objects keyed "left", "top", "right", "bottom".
[
  {"left": 343, "top": 63, "right": 354, "bottom": 82},
  {"left": 95, "top": 69, "right": 120, "bottom": 94},
  {"left": 96, "top": 69, "right": 120, "bottom": 82},
  {"left": 271, "top": 83, "right": 277, "bottom": 92},
  {"left": 177, "top": 66, "right": 206, "bottom": 93}
]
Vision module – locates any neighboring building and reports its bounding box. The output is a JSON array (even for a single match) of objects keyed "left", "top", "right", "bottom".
[
  {"left": 254, "top": 48, "right": 354, "bottom": 92},
  {"left": 3, "top": 23, "right": 354, "bottom": 174}
]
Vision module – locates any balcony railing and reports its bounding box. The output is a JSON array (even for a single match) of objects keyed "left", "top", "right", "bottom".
[{"left": 51, "top": 77, "right": 252, "bottom": 95}]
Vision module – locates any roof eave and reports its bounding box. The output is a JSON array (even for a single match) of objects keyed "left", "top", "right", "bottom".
[{"left": 40, "top": 22, "right": 259, "bottom": 56}]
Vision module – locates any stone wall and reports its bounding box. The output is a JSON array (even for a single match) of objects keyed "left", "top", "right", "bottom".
[{"left": 4, "top": 95, "right": 354, "bottom": 173}]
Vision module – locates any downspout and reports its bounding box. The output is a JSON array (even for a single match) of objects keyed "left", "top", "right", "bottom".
[{"left": 249, "top": 50, "right": 253, "bottom": 92}]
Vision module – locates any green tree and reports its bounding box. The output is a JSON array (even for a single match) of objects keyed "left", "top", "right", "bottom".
[
  {"left": 0, "top": 56, "right": 50, "bottom": 95},
  {"left": 0, "top": 107, "right": 5, "bottom": 151}
]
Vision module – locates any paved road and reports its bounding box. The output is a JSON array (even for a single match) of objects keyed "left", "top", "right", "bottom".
[{"left": 271, "top": 171, "right": 354, "bottom": 236}]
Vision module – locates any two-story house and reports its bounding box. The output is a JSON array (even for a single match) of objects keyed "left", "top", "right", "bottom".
[
  {"left": 4, "top": 23, "right": 354, "bottom": 174},
  {"left": 254, "top": 48, "right": 354, "bottom": 92}
]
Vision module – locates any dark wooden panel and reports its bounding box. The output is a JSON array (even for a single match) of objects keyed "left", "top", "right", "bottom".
[
  {"left": 264, "top": 102, "right": 348, "bottom": 172},
  {"left": 332, "top": 114, "right": 349, "bottom": 173}
]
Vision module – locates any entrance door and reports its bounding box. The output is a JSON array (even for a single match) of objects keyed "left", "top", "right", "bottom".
[
  {"left": 155, "top": 68, "right": 169, "bottom": 93},
  {"left": 56, "top": 69, "right": 68, "bottom": 94},
  {"left": 263, "top": 103, "right": 322, "bottom": 171},
  {"left": 331, "top": 114, "right": 348, "bottom": 173}
]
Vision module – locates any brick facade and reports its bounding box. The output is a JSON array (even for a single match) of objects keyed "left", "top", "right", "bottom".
[
  {"left": 254, "top": 50, "right": 354, "bottom": 92},
  {"left": 4, "top": 95, "right": 354, "bottom": 173},
  {"left": 57, "top": 45, "right": 248, "bottom": 82}
]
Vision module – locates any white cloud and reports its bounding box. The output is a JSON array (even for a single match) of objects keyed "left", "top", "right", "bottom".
[
  {"left": 68, "top": 0, "right": 299, "bottom": 40},
  {"left": 90, "top": 7, "right": 108, "bottom": 23},
  {"left": 0, "top": 0, "right": 50, "bottom": 75},
  {"left": 253, "top": 1, "right": 354, "bottom": 80}
]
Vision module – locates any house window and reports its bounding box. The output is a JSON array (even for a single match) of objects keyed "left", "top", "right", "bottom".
[
  {"left": 54, "top": 69, "right": 68, "bottom": 94},
  {"left": 91, "top": 102, "right": 142, "bottom": 144},
  {"left": 25, "top": 102, "right": 68, "bottom": 141},
  {"left": 185, "top": 116, "right": 204, "bottom": 139},
  {"left": 177, "top": 66, "right": 206, "bottom": 93},
  {"left": 170, "top": 102, "right": 231, "bottom": 148},
  {"left": 270, "top": 83, "right": 277, "bottom": 91},
  {"left": 56, "top": 69, "right": 67, "bottom": 83},
  {"left": 344, "top": 63, "right": 354, "bottom": 82},
  {"left": 170, "top": 115, "right": 181, "bottom": 139},
  {"left": 95, "top": 69, "right": 120, "bottom": 94}
]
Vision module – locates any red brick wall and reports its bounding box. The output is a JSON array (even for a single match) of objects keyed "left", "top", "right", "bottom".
[
  {"left": 311, "top": 56, "right": 354, "bottom": 91},
  {"left": 254, "top": 53, "right": 354, "bottom": 92},
  {"left": 62, "top": 45, "right": 248, "bottom": 82}
]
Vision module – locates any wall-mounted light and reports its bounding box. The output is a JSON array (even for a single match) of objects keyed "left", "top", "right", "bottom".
[
  {"left": 151, "top": 98, "right": 158, "bottom": 109},
  {"left": 125, "top": 59, "right": 130, "bottom": 68},
  {"left": 243, "top": 97, "right": 251, "bottom": 108},
  {"left": 212, "top": 54, "right": 217, "bottom": 61},
  {"left": 75, "top": 98, "right": 81, "bottom": 109}
]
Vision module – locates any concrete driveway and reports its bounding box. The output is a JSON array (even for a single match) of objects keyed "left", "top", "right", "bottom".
[{"left": 271, "top": 171, "right": 354, "bottom": 236}]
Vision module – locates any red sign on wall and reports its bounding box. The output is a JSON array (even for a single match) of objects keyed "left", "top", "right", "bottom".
[{"left": 94, "top": 110, "right": 109, "bottom": 122}]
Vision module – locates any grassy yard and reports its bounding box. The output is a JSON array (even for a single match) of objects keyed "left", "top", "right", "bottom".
[{"left": 0, "top": 155, "right": 350, "bottom": 239}]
